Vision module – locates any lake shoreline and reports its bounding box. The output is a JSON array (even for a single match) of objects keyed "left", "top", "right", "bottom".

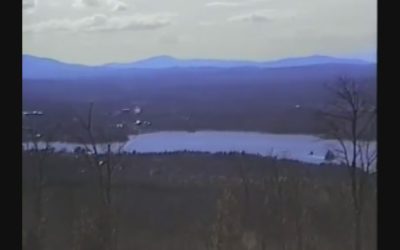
[
  {"left": 22, "top": 129, "right": 328, "bottom": 144},
  {"left": 23, "top": 130, "right": 377, "bottom": 168}
]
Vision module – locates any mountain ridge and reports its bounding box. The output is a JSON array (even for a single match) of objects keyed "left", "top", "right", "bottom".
[{"left": 22, "top": 54, "right": 376, "bottom": 79}]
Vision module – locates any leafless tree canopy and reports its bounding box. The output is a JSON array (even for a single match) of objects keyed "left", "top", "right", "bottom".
[
  {"left": 320, "top": 76, "right": 376, "bottom": 172},
  {"left": 320, "top": 76, "right": 377, "bottom": 250}
]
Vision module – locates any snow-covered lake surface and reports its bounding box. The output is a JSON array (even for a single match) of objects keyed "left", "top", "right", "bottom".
[{"left": 22, "top": 131, "right": 376, "bottom": 167}]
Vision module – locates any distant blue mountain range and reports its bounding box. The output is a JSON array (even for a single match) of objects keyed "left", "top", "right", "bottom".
[
  {"left": 22, "top": 54, "right": 375, "bottom": 79},
  {"left": 106, "top": 55, "right": 372, "bottom": 69}
]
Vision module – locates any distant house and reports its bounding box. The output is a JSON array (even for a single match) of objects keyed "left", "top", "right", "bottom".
[{"left": 121, "top": 108, "right": 130, "bottom": 113}]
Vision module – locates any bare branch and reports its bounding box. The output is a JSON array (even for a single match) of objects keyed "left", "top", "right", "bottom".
[{"left": 322, "top": 76, "right": 376, "bottom": 250}]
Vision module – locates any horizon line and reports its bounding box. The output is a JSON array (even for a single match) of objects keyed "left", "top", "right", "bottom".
[{"left": 23, "top": 53, "right": 377, "bottom": 67}]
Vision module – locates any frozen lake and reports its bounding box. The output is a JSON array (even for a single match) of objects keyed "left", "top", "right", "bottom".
[{"left": 23, "top": 131, "right": 376, "bottom": 166}]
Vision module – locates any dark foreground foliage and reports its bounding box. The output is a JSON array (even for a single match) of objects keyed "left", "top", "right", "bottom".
[{"left": 22, "top": 152, "right": 376, "bottom": 250}]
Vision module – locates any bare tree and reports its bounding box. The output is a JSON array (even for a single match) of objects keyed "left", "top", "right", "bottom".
[
  {"left": 320, "top": 76, "right": 376, "bottom": 250},
  {"left": 236, "top": 156, "right": 251, "bottom": 228},
  {"left": 75, "top": 102, "right": 127, "bottom": 250},
  {"left": 287, "top": 169, "right": 312, "bottom": 250},
  {"left": 76, "top": 102, "right": 126, "bottom": 207},
  {"left": 258, "top": 153, "right": 279, "bottom": 250},
  {"left": 271, "top": 160, "right": 289, "bottom": 250},
  {"left": 23, "top": 125, "right": 58, "bottom": 250},
  {"left": 211, "top": 187, "right": 243, "bottom": 250}
]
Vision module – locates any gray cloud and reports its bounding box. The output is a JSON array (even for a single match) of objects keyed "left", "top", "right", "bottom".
[
  {"left": 228, "top": 9, "right": 295, "bottom": 23},
  {"left": 206, "top": 0, "right": 269, "bottom": 8},
  {"left": 23, "top": 0, "right": 37, "bottom": 11},
  {"left": 72, "top": 0, "right": 129, "bottom": 11},
  {"left": 110, "top": 1, "right": 128, "bottom": 12},
  {"left": 228, "top": 13, "right": 270, "bottom": 23},
  {"left": 159, "top": 34, "right": 180, "bottom": 45},
  {"left": 23, "top": 0, "right": 376, "bottom": 65},
  {"left": 206, "top": 2, "right": 245, "bottom": 7},
  {"left": 72, "top": 0, "right": 100, "bottom": 9},
  {"left": 24, "top": 13, "right": 175, "bottom": 33},
  {"left": 198, "top": 21, "right": 216, "bottom": 26}
]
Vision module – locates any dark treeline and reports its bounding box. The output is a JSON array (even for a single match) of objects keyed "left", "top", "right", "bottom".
[{"left": 22, "top": 151, "right": 376, "bottom": 250}]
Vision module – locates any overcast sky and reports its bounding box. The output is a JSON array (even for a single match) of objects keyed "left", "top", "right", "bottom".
[{"left": 23, "top": 0, "right": 376, "bottom": 65}]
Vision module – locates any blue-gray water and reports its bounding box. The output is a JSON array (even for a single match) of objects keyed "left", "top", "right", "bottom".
[{"left": 23, "top": 131, "right": 376, "bottom": 167}]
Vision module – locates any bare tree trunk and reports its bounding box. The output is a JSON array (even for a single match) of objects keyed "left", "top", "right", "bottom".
[
  {"left": 237, "top": 160, "right": 250, "bottom": 229},
  {"left": 273, "top": 163, "right": 287, "bottom": 250},
  {"left": 259, "top": 175, "right": 269, "bottom": 250},
  {"left": 260, "top": 236, "right": 266, "bottom": 250},
  {"left": 295, "top": 210, "right": 304, "bottom": 250},
  {"left": 354, "top": 208, "right": 362, "bottom": 250},
  {"left": 30, "top": 141, "right": 50, "bottom": 250},
  {"left": 320, "top": 77, "right": 376, "bottom": 250},
  {"left": 104, "top": 144, "right": 115, "bottom": 250},
  {"left": 105, "top": 143, "right": 112, "bottom": 206},
  {"left": 32, "top": 185, "right": 43, "bottom": 250},
  {"left": 351, "top": 108, "right": 362, "bottom": 250},
  {"left": 77, "top": 103, "right": 117, "bottom": 250}
]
